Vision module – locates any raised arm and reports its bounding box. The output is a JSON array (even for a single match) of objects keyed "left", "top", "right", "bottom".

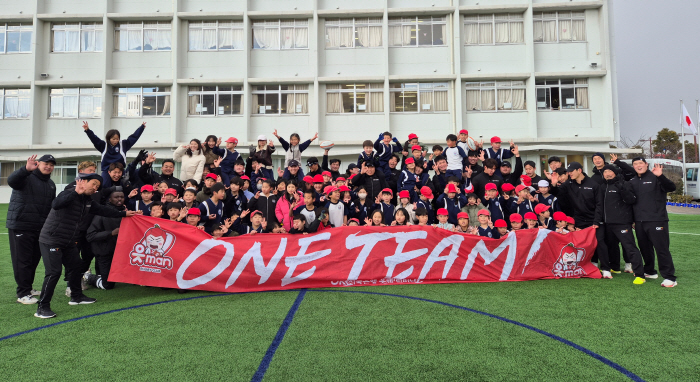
[
  {"left": 122, "top": 123, "right": 146, "bottom": 151},
  {"left": 83, "top": 121, "right": 106, "bottom": 153}
]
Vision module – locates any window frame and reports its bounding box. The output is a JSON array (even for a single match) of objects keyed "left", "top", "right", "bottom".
[
  {"left": 187, "top": 85, "right": 244, "bottom": 117},
  {"left": 112, "top": 86, "right": 171, "bottom": 118},
  {"left": 188, "top": 20, "right": 244, "bottom": 51},
  {"left": 114, "top": 21, "right": 172, "bottom": 52},
  {"left": 535, "top": 79, "right": 589, "bottom": 111},
  {"left": 49, "top": 87, "right": 102, "bottom": 119},
  {"left": 251, "top": 84, "right": 309, "bottom": 116},
  {"left": 389, "top": 82, "right": 449, "bottom": 114},
  {"left": 463, "top": 13, "right": 525, "bottom": 46},
  {"left": 465, "top": 81, "right": 527, "bottom": 113},
  {"left": 325, "top": 83, "right": 384, "bottom": 114},
  {"left": 388, "top": 16, "right": 448, "bottom": 47},
  {"left": 324, "top": 17, "right": 383, "bottom": 49},
  {"left": 1, "top": 88, "right": 31, "bottom": 119},
  {"left": 252, "top": 19, "right": 309, "bottom": 50},
  {"left": 533, "top": 11, "right": 586, "bottom": 44},
  {"left": 51, "top": 22, "right": 103, "bottom": 53},
  {"left": 0, "top": 22, "right": 33, "bottom": 54}
]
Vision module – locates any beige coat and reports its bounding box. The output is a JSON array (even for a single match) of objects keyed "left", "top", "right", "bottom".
[{"left": 173, "top": 146, "right": 206, "bottom": 182}]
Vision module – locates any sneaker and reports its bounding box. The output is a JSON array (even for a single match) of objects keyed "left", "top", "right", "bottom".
[
  {"left": 81, "top": 269, "right": 91, "bottom": 290},
  {"left": 601, "top": 270, "right": 613, "bottom": 279},
  {"left": 65, "top": 287, "right": 72, "bottom": 297},
  {"left": 644, "top": 273, "right": 659, "bottom": 279},
  {"left": 633, "top": 277, "right": 646, "bottom": 285},
  {"left": 610, "top": 269, "right": 621, "bottom": 274},
  {"left": 624, "top": 263, "right": 633, "bottom": 273},
  {"left": 661, "top": 279, "right": 677, "bottom": 288},
  {"left": 30, "top": 289, "right": 41, "bottom": 296},
  {"left": 17, "top": 295, "right": 38, "bottom": 305},
  {"left": 34, "top": 307, "right": 56, "bottom": 319},
  {"left": 68, "top": 295, "right": 96, "bottom": 305}
]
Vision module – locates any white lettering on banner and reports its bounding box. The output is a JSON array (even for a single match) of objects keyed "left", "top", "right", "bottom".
[
  {"left": 177, "top": 239, "right": 235, "bottom": 289},
  {"left": 461, "top": 232, "right": 517, "bottom": 281},
  {"left": 345, "top": 232, "right": 396, "bottom": 281},
  {"left": 419, "top": 235, "right": 464, "bottom": 280},
  {"left": 384, "top": 231, "right": 429, "bottom": 279},
  {"left": 281, "top": 232, "right": 332, "bottom": 286},
  {"left": 226, "top": 238, "right": 287, "bottom": 287},
  {"left": 521, "top": 229, "right": 551, "bottom": 274}
]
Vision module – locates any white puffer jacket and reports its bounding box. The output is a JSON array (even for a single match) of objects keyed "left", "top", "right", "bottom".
[{"left": 173, "top": 146, "right": 206, "bottom": 182}]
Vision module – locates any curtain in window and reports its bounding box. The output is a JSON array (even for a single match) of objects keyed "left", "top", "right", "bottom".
[
  {"left": 79, "top": 95, "right": 93, "bottom": 118},
  {"left": 217, "top": 28, "right": 231, "bottom": 49},
  {"left": 66, "top": 30, "right": 79, "bottom": 51},
  {"left": 160, "top": 95, "right": 171, "bottom": 115},
  {"left": 113, "top": 95, "right": 121, "bottom": 117},
  {"left": 434, "top": 90, "right": 448, "bottom": 111},
  {"left": 128, "top": 30, "right": 141, "bottom": 50},
  {"left": 281, "top": 28, "right": 295, "bottom": 49},
  {"left": 81, "top": 30, "right": 95, "bottom": 51},
  {"left": 50, "top": 96, "right": 62, "bottom": 117},
  {"left": 510, "top": 21, "right": 524, "bottom": 43},
  {"left": 572, "top": 20, "right": 585, "bottom": 41},
  {"left": 543, "top": 21, "right": 556, "bottom": 42},
  {"left": 464, "top": 23, "right": 478, "bottom": 44},
  {"left": 284, "top": 93, "right": 295, "bottom": 114},
  {"left": 190, "top": 28, "right": 203, "bottom": 50},
  {"left": 481, "top": 89, "right": 495, "bottom": 111},
  {"left": 495, "top": 22, "right": 508, "bottom": 43},
  {"left": 295, "top": 28, "right": 308, "bottom": 48},
  {"left": 356, "top": 25, "right": 382, "bottom": 47},
  {"left": 203, "top": 29, "right": 216, "bottom": 50},
  {"left": 576, "top": 79, "right": 588, "bottom": 109},
  {"left": 533, "top": 21, "right": 543, "bottom": 42},
  {"left": 333, "top": 26, "right": 350, "bottom": 47},
  {"left": 559, "top": 19, "right": 572, "bottom": 41},
  {"left": 466, "top": 90, "right": 480, "bottom": 111},
  {"left": 64, "top": 96, "right": 78, "bottom": 118},
  {"left": 326, "top": 92, "right": 342, "bottom": 113},
  {"left": 17, "top": 95, "right": 30, "bottom": 118},
  {"left": 95, "top": 29, "right": 103, "bottom": 52},
  {"left": 512, "top": 89, "right": 526, "bottom": 110},
  {"left": 497, "top": 89, "right": 512, "bottom": 110},
  {"left": 326, "top": 27, "right": 339, "bottom": 47},
  {"left": 402, "top": 25, "right": 413, "bottom": 46},
  {"left": 296, "top": 93, "right": 308, "bottom": 114},
  {"left": 4, "top": 97, "right": 18, "bottom": 118},
  {"left": 254, "top": 28, "right": 279, "bottom": 49},
  {"left": 251, "top": 93, "right": 260, "bottom": 114},
  {"left": 54, "top": 31, "right": 66, "bottom": 51},
  {"left": 144, "top": 29, "right": 157, "bottom": 50},
  {"left": 479, "top": 23, "right": 492, "bottom": 44},
  {"left": 389, "top": 25, "right": 402, "bottom": 46},
  {"left": 390, "top": 92, "right": 397, "bottom": 111},
  {"left": 231, "top": 28, "right": 244, "bottom": 49},
  {"left": 369, "top": 91, "right": 383, "bottom": 113},
  {"left": 158, "top": 29, "right": 171, "bottom": 50},
  {"left": 420, "top": 91, "right": 434, "bottom": 112}
]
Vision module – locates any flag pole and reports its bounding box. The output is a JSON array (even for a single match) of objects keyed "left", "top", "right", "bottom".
[
  {"left": 681, "top": 100, "right": 687, "bottom": 195},
  {"left": 696, "top": 99, "right": 699, "bottom": 163}
]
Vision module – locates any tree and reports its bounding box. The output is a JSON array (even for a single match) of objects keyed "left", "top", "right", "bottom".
[
  {"left": 683, "top": 140, "right": 698, "bottom": 163},
  {"left": 652, "top": 128, "right": 681, "bottom": 158}
]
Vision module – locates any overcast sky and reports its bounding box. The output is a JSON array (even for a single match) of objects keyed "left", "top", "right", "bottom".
[{"left": 614, "top": 0, "right": 700, "bottom": 143}]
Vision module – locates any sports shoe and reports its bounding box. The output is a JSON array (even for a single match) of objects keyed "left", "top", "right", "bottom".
[
  {"left": 601, "top": 270, "right": 612, "bottom": 279},
  {"left": 30, "top": 289, "right": 41, "bottom": 296},
  {"left": 69, "top": 295, "right": 96, "bottom": 305},
  {"left": 34, "top": 307, "right": 56, "bottom": 319},
  {"left": 610, "top": 269, "right": 621, "bottom": 274},
  {"left": 81, "top": 269, "right": 91, "bottom": 290},
  {"left": 65, "top": 287, "right": 72, "bottom": 297},
  {"left": 633, "top": 277, "right": 646, "bottom": 285},
  {"left": 644, "top": 273, "right": 659, "bottom": 279},
  {"left": 624, "top": 263, "right": 633, "bottom": 273},
  {"left": 661, "top": 279, "right": 677, "bottom": 288},
  {"left": 17, "top": 295, "right": 38, "bottom": 305}
]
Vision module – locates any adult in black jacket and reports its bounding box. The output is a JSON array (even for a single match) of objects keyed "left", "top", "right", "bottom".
[
  {"left": 84, "top": 187, "right": 126, "bottom": 290},
  {"left": 7, "top": 155, "right": 56, "bottom": 304},
  {"left": 500, "top": 145, "right": 523, "bottom": 186},
  {"left": 351, "top": 162, "right": 388, "bottom": 201},
  {"left": 470, "top": 159, "right": 504, "bottom": 201},
  {"left": 597, "top": 165, "right": 645, "bottom": 280},
  {"left": 138, "top": 153, "right": 183, "bottom": 195},
  {"left": 35, "top": 175, "right": 139, "bottom": 319},
  {"left": 627, "top": 158, "right": 677, "bottom": 286}
]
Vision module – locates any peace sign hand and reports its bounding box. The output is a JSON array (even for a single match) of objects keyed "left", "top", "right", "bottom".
[{"left": 82, "top": 121, "right": 90, "bottom": 131}]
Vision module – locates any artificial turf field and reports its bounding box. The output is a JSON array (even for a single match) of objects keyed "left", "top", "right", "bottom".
[{"left": 0, "top": 204, "right": 698, "bottom": 382}]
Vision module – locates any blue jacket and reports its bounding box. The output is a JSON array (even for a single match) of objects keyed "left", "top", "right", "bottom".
[
  {"left": 373, "top": 134, "right": 402, "bottom": 165},
  {"left": 478, "top": 226, "right": 500, "bottom": 239},
  {"left": 483, "top": 147, "right": 514, "bottom": 167},
  {"left": 211, "top": 147, "right": 241, "bottom": 177},
  {"left": 282, "top": 168, "right": 305, "bottom": 182},
  {"left": 436, "top": 193, "right": 468, "bottom": 225},
  {"left": 397, "top": 169, "right": 418, "bottom": 193},
  {"left": 357, "top": 151, "right": 380, "bottom": 168},
  {"left": 86, "top": 125, "right": 145, "bottom": 173},
  {"left": 483, "top": 196, "right": 507, "bottom": 221},
  {"left": 127, "top": 199, "right": 153, "bottom": 216}
]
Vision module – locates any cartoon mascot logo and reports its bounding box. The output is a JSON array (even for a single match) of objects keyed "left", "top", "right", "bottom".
[
  {"left": 552, "top": 243, "right": 587, "bottom": 278},
  {"left": 130, "top": 225, "right": 176, "bottom": 270}
]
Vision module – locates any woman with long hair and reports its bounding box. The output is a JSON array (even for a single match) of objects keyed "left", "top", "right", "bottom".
[
  {"left": 202, "top": 135, "right": 220, "bottom": 166},
  {"left": 275, "top": 180, "right": 300, "bottom": 232},
  {"left": 173, "top": 138, "right": 206, "bottom": 182}
]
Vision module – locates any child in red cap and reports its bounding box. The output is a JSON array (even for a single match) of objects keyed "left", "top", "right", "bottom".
[
  {"left": 523, "top": 212, "right": 538, "bottom": 229},
  {"left": 436, "top": 183, "right": 467, "bottom": 225},
  {"left": 454, "top": 212, "right": 475, "bottom": 234},
  {"left": 416, "top": 186, "right": 435, "bottom": 224},
  {"left": 482, "top": 182, "right": 507, "bottom": 222},
  {"left": 476, "top": 209, "right": 497, "bottom": 238},
  {"left": 509, "top": 213, "right": 523, "bottom": 231},
  {"left": 374, "top": 188, "right": 395, "bottom": 225},
  {"left": 494, "top": 219, "right": 508, "bottom": 237},
  {"left": 552, "top": 211, "right": 569, "bottom": 234},
  {"left": 483, "top": 136, "right": 515, "bottom": 171},
  {"left": 535, "top": 203, "right": 556, "bottom": 230},
  {"left": 513, "top": 184, "right": 538, "bottom": 219},
  {"left": 398, "top": 157, "right": 419, "bottom": 202},
  {"left": 433, "top": 208, "right": 454, "bottom": 231}
]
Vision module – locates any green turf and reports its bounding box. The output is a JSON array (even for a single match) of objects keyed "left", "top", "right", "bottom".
[{"left": 0, "top": 205, "right": 699, "bottom": 381}]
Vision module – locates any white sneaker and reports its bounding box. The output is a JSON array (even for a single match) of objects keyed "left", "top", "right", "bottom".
[
  {"left": 644, "top": 273, "right": 659, "bottom": 279},
  {"left": 30, "top": 289, "right": 41, "bottom": 296},
  {"left": 623, "top": 263, "right": 633, "bottom": 273},
  {"left": 65, "top": 287, "right": 71, "bottom": 297},
  {"left": 17, "top": 295, "right": 38, "bottom": 304},
  {"left": 601, "top": 270, "right": 613, "bottom": 279},
  {"left": 661, "top": 279, "right": 677, "bottom": 288}
]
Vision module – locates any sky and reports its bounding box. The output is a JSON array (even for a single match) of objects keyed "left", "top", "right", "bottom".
[{"left": 614, "top": 0, "right": 700, "bottom": 144}]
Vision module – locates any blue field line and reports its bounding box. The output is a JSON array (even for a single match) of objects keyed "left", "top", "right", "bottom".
[{"left": 251, "top": 290, "right": 307, "bottom": 382}]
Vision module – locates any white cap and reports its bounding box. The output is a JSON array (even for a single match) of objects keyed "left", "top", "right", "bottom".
[
  {"left": 257, "top": 135, "right": 267, "bottom": 141},
  {"left": 537, "top": 180, "right": 550, "bottom": 188}
]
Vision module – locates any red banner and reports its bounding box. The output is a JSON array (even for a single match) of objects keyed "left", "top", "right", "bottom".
[{"left": 109, "top": 216, "right": 600, "bottom": 292}]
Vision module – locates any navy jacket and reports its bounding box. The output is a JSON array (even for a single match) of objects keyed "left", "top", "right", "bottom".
[
  {"left": 436, "top": 193, "right": 468, "bottom": 225},
  {"left": 85, "top": 125, "right": 145, "bottom": 173}
]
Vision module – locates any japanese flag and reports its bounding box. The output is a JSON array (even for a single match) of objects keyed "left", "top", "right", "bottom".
[{"left": 681, "top": 104, "right": 698, "bottom": 134}]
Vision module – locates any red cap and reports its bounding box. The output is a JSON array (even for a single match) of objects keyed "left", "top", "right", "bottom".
[
  {"left": 524, "top": 212, "right": 538, "bottom": 220},
  {"left": 510, "top": 213, "right": 523, "bottom": 222},
  {"left": 140, "top": 185, "right": 154, "bottom": 192},
  {"left": 323, "top": 185, "right": 337, "bottom": 195},
  {"left": 520, "top": 175, "right": 532, "bottom": 187},
  {"left": 303, "top": 175, "right": 313, "bottom": 183},
  {"left": 535, "top": 204, "right": 550, "bottom": 215},
  {"left": 420, "top": 186, "right": 434, "bottom": 199},
  {"left": 336, "top": 177, "right": 346, "bottom": 182},
  {"left": 313, "top": 174, "right": 324, "bottom": 183},
  {"left": 566, "top": 216, "right": 575, "bottom": 225},
  {"left": 398, "top": 190, "right": 410, "bottom": 199},
  {"left": 348, "top": 218, "right": 360, "bottom": 224},
  {"left": 553, "top": 211, "right": 567, "bottom": 221},
  {"left": 164, "top": 188, "right": 177, "bottom": 196},
  {"left": 381, "top": 188, "right": 393, "bottom": 195},
  {"left": 447, "top": 184, "right": 458, "bottom": 193},
  {"left": 251, "top": 210, "right": 263, "bottom": 217},
  {"left": 339, "top": 185, "right": 351, "bottom": 192},
  {"left": 348, "top": 174, "right": 357, "bottom": 180},
  {"left": 225, "top": 137, "right": 238, "bottom": 144},
  {"left": 405, "top": 157, "right": 415, "bottom": 164},
  {"left": 459, "top": 129, "right": 468, "bottom": 135},
  {"left": 322, "top": 171, "right": 331, "bottom": 177},
  {"left": 457, "top": 212, "right": 469, "bottom": 219},
  {"left": 186, "top": 208, "right": 201, "bottom": 216},
  {"left": 408, "top": 133, "right": 418, "bottom": 140},
  {"left": 485, "top": 183, "right": 497, "bottom": 191},
  {"left": 478, "top": 209, "right": 490, "bottom": 216},
  {"left": 494, "top": 219, "right": 507, "bottom": 228},
  {"left": 501, "top": 183, "right": 515, "bottom": 192},
  {"left": 515, "top": 185, "right": 527, "bottom": 194},
  {"left": 437, "top": 208, "right": 449, "bottom": 216},
  {"left": 240, "top": 175, "right": 250, "bottom": 180},
  {"left": 411, "top": 145, "right": 422, "bottom": 152},
  {"left": 206, "top": 173, "right": 217, "bottom": 180},
  {"left": 490, "top": 136, "right": 502, "bottom": 144}
]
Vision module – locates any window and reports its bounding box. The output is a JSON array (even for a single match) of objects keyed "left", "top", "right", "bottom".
[
  {"left": 114, "top": 22, "right": 171, "bottom": 51},
  {"left": 52, "top": 22, "right": 103, "bottom": 52},
  {"left": 0, "top": 162, "right": 21, "bottom": 186},
  {"left": 0, "top": 23, "right": 32, "bottom": 54},
  {"left": 189, "top": 20, "right": 244, "bottom": 51},
  {"left": 252, "top": 19, "right": 308, "bottom": 50},
  {"left": 252, "top": 85, "right": 308, "bottom": 115},
  {"left": 464, "top": 14, "right": 524, "bottom": 45},
  {"left": 113, "top": 87, "right": 171, "bottom": 117},
  {"left": 49, "top": 162, "right": 78, "bottom": 187},
  {"left": 686, "top": 168, "right": 698, "bottom": 182},
  {"left": 325, "top": 18, "right": 382, "bottom": 48},
  {"left": 1, "top": 89, "right": 31, "bottom": 119},
  {"left": 50, "top": 88, "right": 102, "bottom": 118},
  {"left": 390, "top": 82, "right": 448, "bottom": 113},
  {"left": 465, "top": 81, "right": 526, "bottom": 112},
  {"left": 536, "top": 79, "right": 589, "bottom": 111},
  {"left": 188, "top": 86, "right": 243, "bottom": 116},
  {"left": 389, "top": 16, "right": 446, "bottom": 47},
  {"left": 534, "top": 11, "right": 586, "bottom": 43},
  {"left": 326, "top": 83, "right": 383, "bottom": 114}
]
